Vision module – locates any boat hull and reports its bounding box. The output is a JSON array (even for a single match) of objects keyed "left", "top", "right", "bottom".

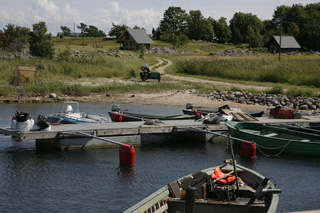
[
  {"left": 226, "top": 121, "right": 320, "bottom": 156},
  {"left": 108, "top": 112, "right": 195, "bottom": 122},
  {"left": 124, "top": 163, "right": 280, "bottom": 213}
]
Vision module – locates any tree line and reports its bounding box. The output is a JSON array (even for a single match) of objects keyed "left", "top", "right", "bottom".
[
  {"left": 0, "top": 2, "right": 319, "bottom": 59},
  {"left": 153, "top": 3, "right": 320, "bottom": 50}
]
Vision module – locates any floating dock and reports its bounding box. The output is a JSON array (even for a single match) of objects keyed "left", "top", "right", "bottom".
[
  {"left": 1, "top": 116, "right": 320, "bottom": 151},
  {"left": 0, "top": 120, "right": 227, "bottom": 150}
]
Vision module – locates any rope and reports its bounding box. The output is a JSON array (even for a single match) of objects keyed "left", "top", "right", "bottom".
[
  {"left": 255, "top": 141, "right": 291, "bottom": 157},
  {"left": 255, "top": 141, "right": 291, "bottom": 150}
]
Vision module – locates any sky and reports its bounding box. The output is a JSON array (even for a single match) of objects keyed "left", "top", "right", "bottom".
[{"left": 0, "top": 0, "right": 318, "bottom": 35}]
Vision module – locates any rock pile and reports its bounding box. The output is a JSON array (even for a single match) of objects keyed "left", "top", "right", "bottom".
[
  {"left": 209, "top": 49, "right": 269, "bottom": 57},
  {"left": 206, "top": 90, "right": 320, "bottom": 111},
  {"left": 146, "top": 47, "right": 193, "bottom": 55}
]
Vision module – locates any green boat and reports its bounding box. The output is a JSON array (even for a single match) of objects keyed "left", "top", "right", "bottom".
[
  {"left": 226, "top": 121, "right": 320, "bottom": 156},
  {"left": 124, "top": 160, "right": 281, "bottom": 213}
]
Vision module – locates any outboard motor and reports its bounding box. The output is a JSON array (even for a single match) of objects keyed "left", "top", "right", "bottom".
[
  {"left": 186, "top": 103, "right": 195, "bottom": 110},
  {"left": 37, "top": 115, "right": 51, "bottom": 130},
  {"left": 111, "top": 104, "right": 121, "bottom": 112}
]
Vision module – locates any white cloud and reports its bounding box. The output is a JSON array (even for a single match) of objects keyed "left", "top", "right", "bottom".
[
  {"left": 0, "top": 0, "right": 161, "bottom": 34},
  {"left": 29, "top": 0, "right": 61, "bottom": 22},
  {"left": 62, "top": 4, "right": 82, "bottom": 24},
  {"left": 109, "top": 1, "right": 120, "bottom": 13},
  {"left": 97, "top": 2, "right": 161, "bottom": 32}
]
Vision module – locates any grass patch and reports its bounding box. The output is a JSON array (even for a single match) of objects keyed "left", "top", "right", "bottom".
[
  {"left": 286, "top": 87, "right": 314, "bottom": 97},
  {"left": 0, "top": 85, "right": 17, "bottom": 96},
  {"left": 174, "top": 57, "right": 320, "bottom": 88},
  {"left": 22, "top": 81, "right": 188, "bottom": 96},
  {"left": 266, "top": 86, "right": 284, "bottom": 94}
]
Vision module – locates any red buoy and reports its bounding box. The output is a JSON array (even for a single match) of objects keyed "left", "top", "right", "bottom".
[
  {"left": 119, "top": 144, "right": 135, "bottom": 166},
  {"left": 111, "top": 113, "right": 123, "bottom": 122},
  {"left": 240, "top": 141, "right": 256, "bottom": 158}
]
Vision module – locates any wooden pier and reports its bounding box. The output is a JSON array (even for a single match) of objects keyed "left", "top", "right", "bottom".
[
  {"left": 0, "top": 120, "right": 227, "bottom": 150},
  {"left": 1, "top": 115, "right": 320, "bottom": 151}
]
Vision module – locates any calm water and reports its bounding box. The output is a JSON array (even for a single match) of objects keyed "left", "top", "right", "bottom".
[{"left": 0, "top": 103, "right": 320, "bottom": 213}]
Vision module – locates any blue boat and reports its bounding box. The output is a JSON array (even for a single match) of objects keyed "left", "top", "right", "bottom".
[{"left": 48, "top": 102, "right": 109, "bottom": 124}]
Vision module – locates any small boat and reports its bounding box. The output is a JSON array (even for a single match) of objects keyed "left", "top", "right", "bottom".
[
  {"left": 108, "top": 105, "right": 195, "bottom": 122},
  {"left": 266, "top": 123, "right": 320, "bottom": 135},
  {"left": 124, "top": 160, "right": 281, "bottom": 213},
  {"left": 226, "top": 121, "right": 320, "bottom": 156},
  {"left": 183, "top": 103, "right": 264, "bottom": 118},
  {"left": 48, "top": 101, "right": 109, "bottom": 124}
]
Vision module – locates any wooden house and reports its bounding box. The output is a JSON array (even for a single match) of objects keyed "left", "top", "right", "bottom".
[
  {"left": 116, "top": 29, "right": 153, "bottom": 50},
  {"left": 267, "top": 36, "right": 301, "bottom": 53}
]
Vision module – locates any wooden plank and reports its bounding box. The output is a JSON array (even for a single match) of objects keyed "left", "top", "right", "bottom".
[
  {"left": 154, "top": 204, "right": 168, "bottom": 213},
  {"left": 230, "top": 112, "right": 244, "bottom": 121},
  {"left": 168, "top": 181, "right": 181, "bottom": 198}
]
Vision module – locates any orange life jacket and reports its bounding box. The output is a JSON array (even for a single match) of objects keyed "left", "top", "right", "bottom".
[{"left": 211, "top": 167, "right": 238, "bottom": 185}]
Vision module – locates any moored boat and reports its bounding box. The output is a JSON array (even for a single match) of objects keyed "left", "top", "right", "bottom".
[
  {"left": 226, "top": 121, "right": 320, "bottom": 156},
  {"left": 48, "top": 101, "right": 109, "bottom": 124},
  {"left": 108, "top": 105, "right": 195, "bottom": 122},
  {"left": 124, "top": 160, "right": 281, "bottom": 213},
  {"left": 183, "top": 103, "right": 264, "bottom": 118}
]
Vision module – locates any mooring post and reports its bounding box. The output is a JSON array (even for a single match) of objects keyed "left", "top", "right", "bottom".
[{"left": 185, "top": 186, "right": 196, "bottom": 213}]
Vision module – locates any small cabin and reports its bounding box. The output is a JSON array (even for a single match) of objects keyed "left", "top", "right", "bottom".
[
  {"left": 267, "top": 36, "right": 301, "bottom": 53},
  {"left": 116, "top": 29, "right": 153, "bottom": 50}
]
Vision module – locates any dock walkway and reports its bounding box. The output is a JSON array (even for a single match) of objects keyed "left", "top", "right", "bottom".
[
  {"left": 1, "top": 115, "right": 320, "bottom": 150},
  {"left": 0, "top": 120, "right": 227, "bottom": 141}
]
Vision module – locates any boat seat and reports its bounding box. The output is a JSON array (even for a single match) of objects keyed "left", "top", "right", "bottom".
[
  {"left": 241, "top": 129, "right": 261, "bottom": 135},
  {"left": 262, "top": 133, "right": 278, "bottom": 137}
]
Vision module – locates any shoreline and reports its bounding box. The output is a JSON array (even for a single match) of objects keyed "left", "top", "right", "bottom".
[{"left": 0, "top": 91, "right": 269, "bottom": 113}]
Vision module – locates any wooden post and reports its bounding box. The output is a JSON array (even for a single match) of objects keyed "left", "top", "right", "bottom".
[
  {"left": 185, "top": 186, "right": 196, "bottom": 213},
  {"left": 228, "top": 134, "right": 239, "bottom": 190}
]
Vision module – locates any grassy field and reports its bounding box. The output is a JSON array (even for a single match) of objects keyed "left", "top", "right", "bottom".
[{"left": 0, "top": 37, "right": 320, "bottom": 98}]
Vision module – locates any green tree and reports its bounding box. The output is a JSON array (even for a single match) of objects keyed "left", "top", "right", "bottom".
[
  {"left": 229, "top": 12, "right": 264, "bottom": 47},
  {"left": 287, "top": 22, "right": 300, "bottom": 37},
  {"left": 188, "top": 10, "right": 214, "bottom": 41},
  {"left": 0, "top": 24, "right": 30, "bottom": 51},
  {"left": 162, "top": 32, "right": 188, "bottom": 48},
  {"left": 272, "top": 3, "right": 320, "bottom": 51},
  {"left": 108, "top": 23, "right": 128, "bottom": 39},
  {"left": 87, "top": 25, "right": 105, "bottom": 37},
  {"left": 77, "top": 23, "right": 88, "bottom": 37},
  {"left": 29, "top": 21, "right": 54, "bottom": 58},
  {"left": 261, "top": 20, "right": 276, "bottom": 45},
  {"left": 231, "top": 27, "right": 242, "bottom": 45},
  {"left": 60, "top": 26, "right": 71, "bottom": 36},
  {"left": 211, "top": 17, "right": 231, "bottom": 43},
  {"left": 159, "top": 6, "right": 189, "bottom": 36}
]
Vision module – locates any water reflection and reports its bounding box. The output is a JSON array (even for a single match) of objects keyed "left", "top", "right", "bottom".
[{"left": 117, "top": 166, "right": 135, "bottom": 181}]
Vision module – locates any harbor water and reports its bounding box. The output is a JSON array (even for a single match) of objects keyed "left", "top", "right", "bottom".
[{"left": 0, "top": 103, "right": 320, "bottom": 212}]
